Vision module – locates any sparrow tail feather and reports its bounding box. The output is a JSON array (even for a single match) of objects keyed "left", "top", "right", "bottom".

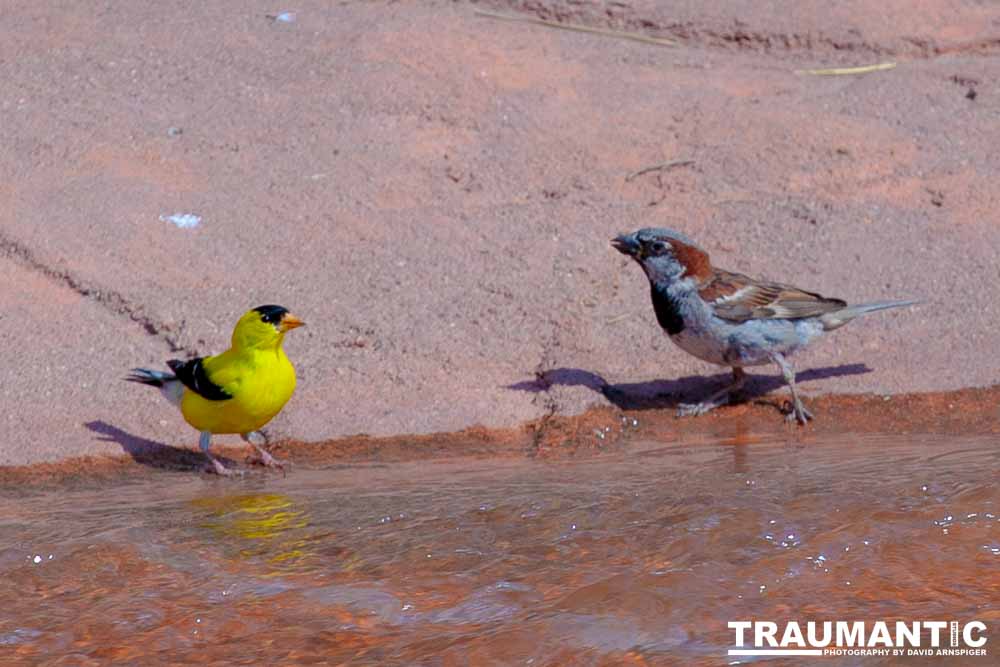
[{"left": 820, "top": 299, "right": 921, "bottom": 331}]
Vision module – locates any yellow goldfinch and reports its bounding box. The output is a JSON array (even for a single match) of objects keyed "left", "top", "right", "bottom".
[{"left": 127, "top": 305, "right": 304, "bottom": 475}]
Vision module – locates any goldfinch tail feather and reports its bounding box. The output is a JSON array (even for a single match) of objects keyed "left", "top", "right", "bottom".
[
  {"left": 126, "top": 368, "right": 185, "bottom": 408},
  {"left": 126, "top": 368, "right": 175, "bottom": 387}
]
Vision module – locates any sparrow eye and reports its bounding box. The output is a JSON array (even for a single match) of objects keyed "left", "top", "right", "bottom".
[{"left": 649, "top": 241, "right": 669, "bottom": 255}]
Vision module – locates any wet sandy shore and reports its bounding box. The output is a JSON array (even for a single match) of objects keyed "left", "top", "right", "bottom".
[{"left": 5, "top": 383, "right": 999, "bottom": 486}]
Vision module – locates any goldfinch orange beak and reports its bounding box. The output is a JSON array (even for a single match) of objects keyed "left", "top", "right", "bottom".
[{"left": 279, "top": 313, "right": 305, "bottom": 332}]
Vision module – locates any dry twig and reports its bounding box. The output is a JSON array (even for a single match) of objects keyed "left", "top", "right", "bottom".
[
  {"left": 474, "top": 9, "right": 677, "bottom": 48},
  {"left": 625, "top": 159, "right": 695, "bottom": 183},
  {"left": 606, "top": 312, "right": 638, "bottom": 325},
  {"left": 797, "top": 62, "right": 897, "bottom": 76}
]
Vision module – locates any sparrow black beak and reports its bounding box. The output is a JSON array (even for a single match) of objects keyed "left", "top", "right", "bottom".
[{"left": 611, "top": 234, "right": 640, "bottom": 257}]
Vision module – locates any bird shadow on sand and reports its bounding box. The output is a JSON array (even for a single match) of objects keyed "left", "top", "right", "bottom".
[
  {"left": 508, "top": 363, "right": 873, "bottom": 411},
  {"left": 85, "top": 420, "right": 239, "bottom": 472}
]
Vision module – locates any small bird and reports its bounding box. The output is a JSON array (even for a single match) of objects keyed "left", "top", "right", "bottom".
[
  {"left": 611, "top": 228, "right": 917, "bottom": 424},
  {"left": 127, "top": 305, "right": 304, "bottom": 474}
]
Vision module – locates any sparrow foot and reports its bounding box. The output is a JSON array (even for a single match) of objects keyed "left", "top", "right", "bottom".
[
  {"left": 783, "top": 399, "right": 814, "bottom": 425},
  {"left": 769, "top": 353, "right": 812, "bottom": 426},
  {"left": 676, "top": 368, "right": 745, "bottom": 419},
  {"left": 677, "top": 401, "right": 724, "bottom": 418}
]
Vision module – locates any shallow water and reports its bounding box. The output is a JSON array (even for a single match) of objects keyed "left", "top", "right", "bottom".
[{"left": 1, "top": 434, "right": 998, "bottom": 665}]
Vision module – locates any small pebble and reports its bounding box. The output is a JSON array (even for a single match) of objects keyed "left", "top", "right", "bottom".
[{"left": 160, "top": 213, "right": 201, "bottom": 229}]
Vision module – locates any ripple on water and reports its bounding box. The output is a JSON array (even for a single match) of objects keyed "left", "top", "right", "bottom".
[{"left": 0, "top": 433, "right": 996, "bottom": 664}]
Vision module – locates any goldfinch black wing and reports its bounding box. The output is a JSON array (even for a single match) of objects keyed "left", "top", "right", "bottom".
[{"left": 166, "top": 357, "right": 233, "bottom": 401}]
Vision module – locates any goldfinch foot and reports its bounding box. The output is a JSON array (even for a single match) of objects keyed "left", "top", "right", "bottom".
[
  {"left": 205, "top": 455, "right": 240, "bottom": 477},
  {"left": 250, "top": 449, "right": 288, "bottom": 473},
  {"left": 242, "top": 431, "right": 288, "bottom": 473}
]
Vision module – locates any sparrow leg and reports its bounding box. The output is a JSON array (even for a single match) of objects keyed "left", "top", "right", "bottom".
[
  {"left": 241, "top": 431, "right": 287, "bottom": 472},
  {"left": 769, "top": 353, "right": 813, "bottom": 425},
  {"left": 677, "top": 367, "right": 746, "bottom": 417},
  {"left": 200, "top": 431, "right": 237, "bottom": 476}
]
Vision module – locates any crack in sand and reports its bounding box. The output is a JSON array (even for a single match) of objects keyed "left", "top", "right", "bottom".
[
  {"left": 525, "top": 329, "right": 564, "bottom": 456},
  {"left": 0, "top": 232, "right": 194, "bottom": 356},
  {"left": 489, "top": 3, "right": 1000, "bottom": 59}
]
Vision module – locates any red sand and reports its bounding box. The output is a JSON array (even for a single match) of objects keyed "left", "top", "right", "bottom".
[{"left": 1, "top": 0, "right": 998, "bottom": 467}]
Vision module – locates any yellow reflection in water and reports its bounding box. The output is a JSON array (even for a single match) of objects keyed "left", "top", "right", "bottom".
[{"left": 192, "top": 493, "right": 314, "bottom": 572}]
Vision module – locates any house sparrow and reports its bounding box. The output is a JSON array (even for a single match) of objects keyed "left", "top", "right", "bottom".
[{"left": 611, "top": 228, "right": 918, "bottom": 424}]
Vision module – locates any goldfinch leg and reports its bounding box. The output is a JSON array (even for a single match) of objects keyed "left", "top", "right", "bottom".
[
  {"left": 770, "top": 353, "right": 813, "bottom": 425},
  {"left": 241, "top": 431, "right": 287, "bottom": 471},
  {"left": 199, "top": 431, "right": 236, "bottom": 476},
  {"left": 677, "top": 367, "right": 746, "bottom": 417}
]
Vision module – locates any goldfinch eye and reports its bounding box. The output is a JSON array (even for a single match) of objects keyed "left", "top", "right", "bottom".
[{"left": 254, "top": 304, "right": 288, "bottom": 326}]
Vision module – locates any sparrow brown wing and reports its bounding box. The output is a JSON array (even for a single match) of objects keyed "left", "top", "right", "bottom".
[{"left": 699, "top": 269, "right": 847, "bottom": 322}]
